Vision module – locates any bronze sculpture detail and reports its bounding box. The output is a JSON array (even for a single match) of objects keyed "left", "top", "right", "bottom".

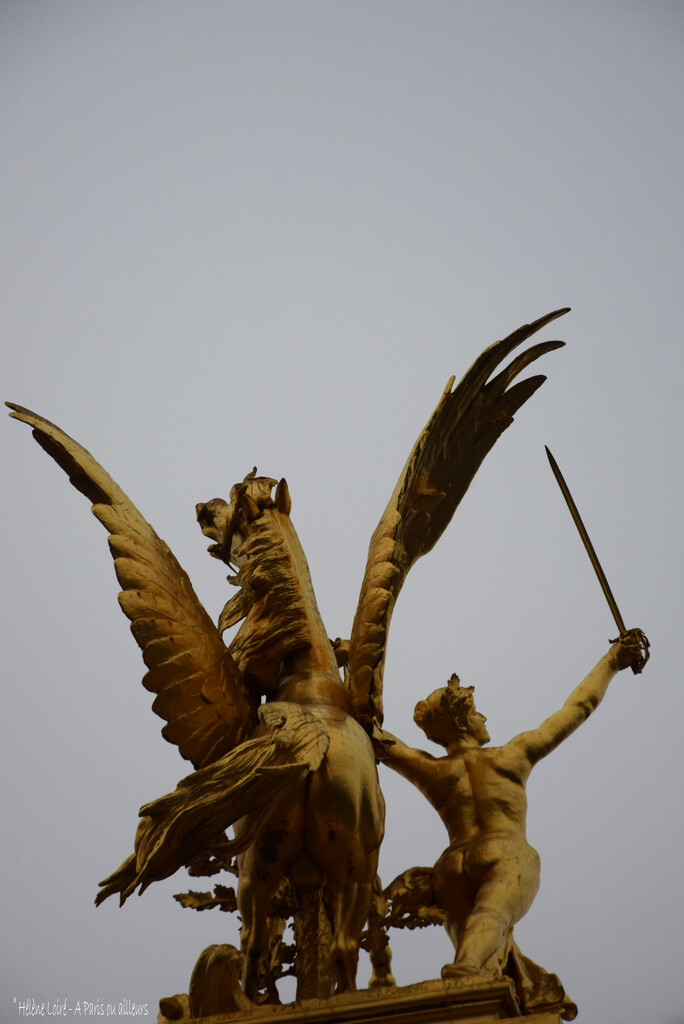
[
  {"left": 373, "top": 630, "right": 647, "bottom": 1019},
  {"left": 8, "top": 307, "right": 646, "bottom": 1019}
]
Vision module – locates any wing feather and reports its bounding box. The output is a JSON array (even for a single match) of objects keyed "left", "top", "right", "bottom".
[
  {"left": 348, "top": 309, "right": 569, "bottom": 727},
  {"left": 7, "top": 403, "right": 257, "bottom": 768}
]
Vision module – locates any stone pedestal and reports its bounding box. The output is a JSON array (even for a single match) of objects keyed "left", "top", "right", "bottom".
[{"left": 159, "top": 977, "right": 563, "bottom": 1024}]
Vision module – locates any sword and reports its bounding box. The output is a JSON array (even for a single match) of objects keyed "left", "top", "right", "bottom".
[{"left": 545, "top": 446, "right": 649, "bottom": 674}]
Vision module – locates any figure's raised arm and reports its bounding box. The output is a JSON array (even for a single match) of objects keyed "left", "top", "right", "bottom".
[{"left": 511, "top": 629, "right": 648, "bottom": 767}]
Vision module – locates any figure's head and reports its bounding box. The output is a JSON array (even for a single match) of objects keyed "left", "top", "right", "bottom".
[
  {"left": 195, "top": 470, "right": 291, "bottom": 566},
  {"left": 413, "top": 674, "right": 489, "bottom": 748}
]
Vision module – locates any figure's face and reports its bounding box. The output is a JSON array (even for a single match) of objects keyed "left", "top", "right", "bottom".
[{"left": 466, "top": 706, "right": 489, "bottom": 745}]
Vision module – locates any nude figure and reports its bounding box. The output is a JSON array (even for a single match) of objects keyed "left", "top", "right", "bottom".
[{"left": 373, "top": 630, "right": 647, "bottom": 981}]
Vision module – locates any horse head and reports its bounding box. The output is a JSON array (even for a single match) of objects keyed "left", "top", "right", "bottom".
[{"left": 196, "top": 471, "right": 337, "bottom": 699}]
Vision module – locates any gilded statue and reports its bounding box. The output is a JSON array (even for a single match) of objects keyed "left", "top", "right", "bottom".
[
  {"left": 373, "top": 628, "right": 648, "bottom": 1018},
  {"left": 9, "top": 308, "right": 602, "bottom": 1015}
]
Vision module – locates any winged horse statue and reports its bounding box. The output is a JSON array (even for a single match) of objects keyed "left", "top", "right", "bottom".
[{"left": 8, "top": 308, "right": 567, "bottom": 1004}]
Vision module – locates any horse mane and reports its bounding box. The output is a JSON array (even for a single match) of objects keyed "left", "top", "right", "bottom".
[{"left": 220, "top": 508, "right": 312, "bottom": 695}]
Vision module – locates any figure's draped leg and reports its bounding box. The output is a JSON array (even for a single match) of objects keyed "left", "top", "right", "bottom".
[
  {"left": 433, "top": 846, "right": 472, "bottom": 963},
  {"left": 453, "top": 904, "right": 511, "bottom": 974},
  {"left": 446, "top": 843, "right": 540, "bottom": 976}
]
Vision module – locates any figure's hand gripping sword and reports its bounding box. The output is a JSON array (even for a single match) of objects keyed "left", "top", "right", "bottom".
[{"left": 545, "top": 446, "right": 649, "bottom": 674}]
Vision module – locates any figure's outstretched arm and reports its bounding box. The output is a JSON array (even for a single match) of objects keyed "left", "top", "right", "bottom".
[
  {"left": 511, "top": 631, "right": 646, "bottom": 767},
  {"left": 372, "top": 722, "right": 440, "bottom": 794}
]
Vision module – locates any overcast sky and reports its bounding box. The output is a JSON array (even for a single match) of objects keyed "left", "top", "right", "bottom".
[{"left": 1, "top": 4, "right": 682, "bottom": 1023}]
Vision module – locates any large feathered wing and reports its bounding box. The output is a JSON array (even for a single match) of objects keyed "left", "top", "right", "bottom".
[
  {"left": 96, "top": 702, "right": 331, "bottom": 905},
  {"left": 7, "top": 403, "right": 257, "bottom": 769},
  {"left": 348, "top": 308, "right": 569, "bottom": 728}
]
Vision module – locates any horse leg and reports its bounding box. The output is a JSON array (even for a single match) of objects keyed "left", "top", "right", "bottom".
[
  {"left": 330, "top": 879, "right": 375, "bottom": 992},
  {"left": 237, "top": 793, "right": 306, "bottom": 1001},
  {"left": 306, "top": 716, "right": 385, "bottom": 993},
  {"left": 237, "top": 856, "right": 279, "bottom": 1001}
]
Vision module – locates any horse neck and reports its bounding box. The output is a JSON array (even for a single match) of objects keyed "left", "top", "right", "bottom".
[
  {"left": 265, "top": 510, "right": 341, "bottom": 680},
  {"left": 230, "top": 507, "right": 350, "bottom": 708}
]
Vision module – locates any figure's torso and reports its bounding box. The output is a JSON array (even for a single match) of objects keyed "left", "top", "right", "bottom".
[{"left": 420, "top": 745, "right": 530, "bottom": 846}]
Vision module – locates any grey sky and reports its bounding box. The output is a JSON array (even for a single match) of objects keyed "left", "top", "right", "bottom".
[{"left": 1, "top": 3, "right": 682, "bottom": 1023}]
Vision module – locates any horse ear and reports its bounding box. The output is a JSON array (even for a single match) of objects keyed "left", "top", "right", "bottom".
[
  {"left": 275, "top": 478, "right": 291, "bottom": 516},
  {"left": 241, "top": 493, "right": 262, "bottom": 522}
]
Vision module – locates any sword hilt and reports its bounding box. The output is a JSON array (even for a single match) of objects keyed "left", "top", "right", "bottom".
[{"left": 609, "top": 628, "right": 650, "bottom": 675}]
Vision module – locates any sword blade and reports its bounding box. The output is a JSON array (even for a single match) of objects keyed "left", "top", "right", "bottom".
[{"left": 545, "top": 446, "right": 627, "bottom": 636}]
